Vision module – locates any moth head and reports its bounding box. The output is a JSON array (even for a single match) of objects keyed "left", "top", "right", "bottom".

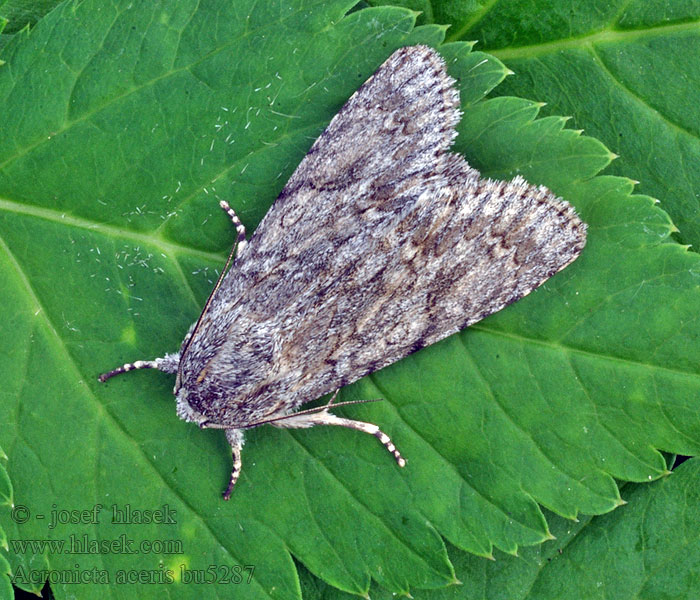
[{"left": 175, "top": 384, "right": 205, "bottom": 424}]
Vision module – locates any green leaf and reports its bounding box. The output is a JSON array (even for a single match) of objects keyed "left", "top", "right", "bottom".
[
  {"left": 1, "top": 1, "right": 699, "bottom": 599},
  {"left": 0, "top": 446, "right": 12, "bottom": 600},
  {"left": 0, "top": 556, "right": 9, "bottom": 600},
  {"left": 0, "top": 0, "right": 63, "bottom": 34},
  {"left": 302, "top": 458, "right": 700, "bottom": 599}
]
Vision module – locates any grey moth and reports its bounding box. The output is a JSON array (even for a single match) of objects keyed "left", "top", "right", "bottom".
[{"left": 99, "top": 45, "right": 586, "bottom": 499}]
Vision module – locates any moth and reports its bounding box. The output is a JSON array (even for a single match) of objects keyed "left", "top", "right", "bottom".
[{"left": 99, "top": 45, "right": 587, "bottom": 499}]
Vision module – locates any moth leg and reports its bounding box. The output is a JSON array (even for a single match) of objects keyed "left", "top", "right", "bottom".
[
  {"left": 98, "top": 360, "right": 160, "bottom": 382},
  {"left": 219, "top": 200, "right": 247, "bottom": 256},
  {"left": 272, "top": 410, "right": 406, "bottom": 467},
  {"left": 223, "top": 429, "right": 245, "bottom": 500},
  {"left": 98, "top": 353, "right": 180, "bottom": 382}
]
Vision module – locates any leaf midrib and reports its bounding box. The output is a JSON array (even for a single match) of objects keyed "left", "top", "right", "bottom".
[
  {"left": 0, "top": 197, "right": 223, "bottom": 263},
  {"left": 452, "top": 17, "right": 700, "bottom": 57}
]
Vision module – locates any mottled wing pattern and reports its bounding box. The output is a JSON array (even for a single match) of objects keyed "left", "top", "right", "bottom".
[{"left": 178, "top": 46, "right": 586, "bottom": 426}]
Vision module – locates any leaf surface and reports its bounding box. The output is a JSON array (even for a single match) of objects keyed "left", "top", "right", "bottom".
[
  {"left": 1, "top": 1, "right": 699, "bottom": 599},
  {"left": 304, "top": 458, "right": 700, "bottom": 599}
]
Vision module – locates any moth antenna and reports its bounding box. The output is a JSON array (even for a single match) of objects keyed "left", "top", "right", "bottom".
[
  {"left": 325, "top": 389, "right": 340, "bottom": 406},
  {"left": 98, "top": 360, "right": 160, "bottom": 382},
  {"left": 177, "top": 201, "right": 246, "bottom": 372},
  {"left": 259, "top": 396, "right": 384, "bottom": 424},
  {"left": 199, "top": 396, "right": 385, "bottom": 430}
]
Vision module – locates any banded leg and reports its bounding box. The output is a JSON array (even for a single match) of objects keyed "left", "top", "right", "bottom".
[
  {"left": 98, "top": 360, "right": 159, "bottom": 382},
  {"left": 272, "top": 408, "right": 406, "bottom": 467},
  {"left": 98, "top": 354, "right": 179, "bottom": 382},
  {"left": 223, "top": 429, "right": 245, "bottom": 500},
  {"left": 219, "top": 200, "right": 247, "bottom": 256}
]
